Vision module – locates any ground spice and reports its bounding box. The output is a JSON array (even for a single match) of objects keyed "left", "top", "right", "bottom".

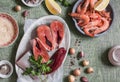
[{"left": 0, "top": 64, "right": 10, "bottom": 75}]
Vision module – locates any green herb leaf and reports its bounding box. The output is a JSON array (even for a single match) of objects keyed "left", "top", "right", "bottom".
[
  {"left": 63, "top": 0, "right": 71, "bottom": 6},
  {"left": 23, "top": 67, "right": 33, "bottom": 75},
  {"left": 23, "top": 55, "right": 52, "bottom": 76},
  {"left": 46, "top": 60, "right": 52, "bottom": 65},
  {"left": 58, "top": 0, "right": 63, "bottom": 2},
  {"left": 55, "top": 0, "right": 71, "bottom": 7}
]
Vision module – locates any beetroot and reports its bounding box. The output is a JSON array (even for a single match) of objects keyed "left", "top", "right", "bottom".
[{"left": 47, "top": 47, "right": 66, "bottom": 74}]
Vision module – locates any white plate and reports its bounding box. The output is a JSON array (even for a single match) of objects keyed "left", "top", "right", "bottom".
[{"left": 15, "top": 15, "right": 70, "bottom": 81}]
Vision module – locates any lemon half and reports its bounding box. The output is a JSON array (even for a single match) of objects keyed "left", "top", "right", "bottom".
[
  {"left": 45, "top": 0, "right": 62, "bottom": 15},
  {"left": 94, "top": 0, "right": 110, "bottom": 11}
]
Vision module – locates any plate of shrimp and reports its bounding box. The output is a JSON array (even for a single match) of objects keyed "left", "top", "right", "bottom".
[{"left": 69, "top": 0, "right": 114, "bottom": 37}]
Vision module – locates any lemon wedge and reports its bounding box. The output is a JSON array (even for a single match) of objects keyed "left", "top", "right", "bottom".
[
  {"left": 94, "top": 0, "right": 110, "bottom": 11},
  {"left": 45, "top": 0, "right": 62, "bottom": 15}
]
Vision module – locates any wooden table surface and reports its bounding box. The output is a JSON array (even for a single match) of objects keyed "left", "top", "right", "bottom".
[{"left": 0, "top": 0, "right": 120, "bottom": 82}]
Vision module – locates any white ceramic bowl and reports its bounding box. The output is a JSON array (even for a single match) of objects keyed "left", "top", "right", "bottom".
[
  {"left": 21, "top": 0, "right": 43, "bottom": 7},
  {"left": 108, "top": 46, "right": 120, "bottom": 66},
  {"left": 0, "top": 60, "right": 13, "bottom": 78}
]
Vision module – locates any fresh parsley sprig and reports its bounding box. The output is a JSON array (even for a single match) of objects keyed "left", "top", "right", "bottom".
[
  {"left": 23, "top": 55, "right": 52, "bottom": 76},
  {"left": 55, "top": 0, "right": 71, "bottom": 7}
]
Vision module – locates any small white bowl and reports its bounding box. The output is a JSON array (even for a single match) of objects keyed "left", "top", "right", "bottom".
[
  {"left": 21, "top": 0, "right": 43, "bottom": 7},
  {"left": 0, "top": 60, "right": 13, "bottom": 78},
  {"left": 108, "top": 46, "right": 120, "bottom": 66}
]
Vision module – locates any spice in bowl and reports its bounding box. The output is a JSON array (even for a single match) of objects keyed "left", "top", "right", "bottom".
[
  {"left": 108, "top": 45, "right": 120, "bottom": 66},
  {"left": 0, "top": 60, "right": 13, "bottom": 78},
  {"left": 0, "top": 64, "right": 11, "bottom": 75},
  {"left": 22, "top": 0, "right": 43, "bottom": 7},
  {"left": 24, "top": 0, "right": 37, "bottom": 4}
]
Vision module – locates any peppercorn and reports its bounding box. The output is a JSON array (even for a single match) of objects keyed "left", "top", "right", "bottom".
[{"left": 77, "top": 51, "right": 85, "bottom": 60}]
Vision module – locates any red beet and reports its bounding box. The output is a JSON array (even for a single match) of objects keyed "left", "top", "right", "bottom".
[{"left": 47, "top": 47, "right": 66, "bottom": 74}]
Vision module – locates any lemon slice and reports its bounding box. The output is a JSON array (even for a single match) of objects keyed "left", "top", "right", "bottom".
[
  {"left": 94, "top": 0, "right": 110, "bottom": 11},
  {"left": 45, "top": 0, "right": 62, "bottom": 15}
]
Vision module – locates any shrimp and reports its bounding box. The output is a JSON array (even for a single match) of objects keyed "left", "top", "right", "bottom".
[
  {"left": 84, "top": 26, "right": 98, "bottom": 37},
  {"left": 89, "top": 12, "right": 101, "bottom": 19},
  {"left": 97, "top": 20, "right": 103, "bottom": 27},
  {"left": 98, "top": 10, "right": 111, "bottom": 20},
  {"left": 77, "top": 4, "right": 81, "bottom": 13},
  {"left": 93, "top": 18, "right": 109, "bottom": 34},
  {"left": 89, "top": 0, "right": 96, "bottom": 9},
  {"left": 83, "top": 19, "right": 101, "bottom": 29},
  {"left": 69, "top": 13, "right": 90, "bottom": 26},
  {"left": 77, "top": 15, "right": 90, "bottom": 26},
  {"left": 77, "top": 2, "right": 83, "bottom": 13},
  {"left": 81, "top": 0, "right": 90, "bottom": 14},
  {"left": 77, "top": 0, "right": 90, "bottom": 14},
  {"left": 84, "top": 18, "right": 109, "bottom": 37}
]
